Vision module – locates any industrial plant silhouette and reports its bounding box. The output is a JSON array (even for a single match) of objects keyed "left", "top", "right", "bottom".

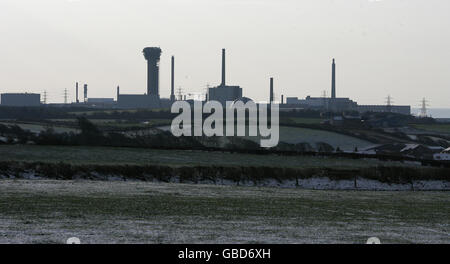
[{"left": 0, "top": 46, "right": 410, "bottom": 115}]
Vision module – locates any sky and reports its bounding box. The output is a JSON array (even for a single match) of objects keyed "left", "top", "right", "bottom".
[{"left": 0, "top": 0, "right": 449, "bottom": 107}]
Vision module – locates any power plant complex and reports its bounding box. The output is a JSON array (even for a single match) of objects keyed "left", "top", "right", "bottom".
[{"left": 0, "top": 46, "right": 411, "bottom": 115}]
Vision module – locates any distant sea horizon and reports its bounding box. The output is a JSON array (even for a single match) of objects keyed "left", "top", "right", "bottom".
[{"left": 412, "top": 108, "right": 450, "bottom": 119}]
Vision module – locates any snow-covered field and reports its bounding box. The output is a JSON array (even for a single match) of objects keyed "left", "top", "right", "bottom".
[
  {"left": 0, "top": 180, "right": 448, "bottom": 244},
  {"left": 2, "top": 170, "right": 448, "bottom": 191}
]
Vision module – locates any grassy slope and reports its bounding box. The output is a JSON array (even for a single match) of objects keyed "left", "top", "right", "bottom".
[
  {"left": 412, "top": 124, "right": 450, "bottom": 134},
  {"left": 279, "top": 126, "right": 373, "bottom": 149},
  {"left": 0, "top": 180, "right": 448, "bottom": 243},
  {"left": 0, "top": 122, "right": 78, "bottom": 134},
  {"left": 49, "top": 119, "right": 172, "bottom": 128},
  {"left": 243, "top": 126, "right": 374, "bottom": 151},
  {"left": 0, "top": 145, "right": 412, "bottom": 169},
  {"left": 280, "top": 117, "right": 325, "bottom": 124}
]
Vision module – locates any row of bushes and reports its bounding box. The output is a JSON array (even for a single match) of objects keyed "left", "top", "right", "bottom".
[
  {"left": 0, "top": 117, "right": 203, "bottom": 149},
  {"left": 1, "top": 161, "right": 449, "bottom": 184},
  {"left": 0, "top": 106, "right": 325, "bottom": 121}
]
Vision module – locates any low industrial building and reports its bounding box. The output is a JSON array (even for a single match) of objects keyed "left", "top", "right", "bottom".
[
  {"left": 85, "top": 98, "right": 115, "bottom": 108},
  {"left": 86, "top": 98, "right": 114, "bottom": 104},
  {"left": 208, "top": 85, "right": 242, "bottom": 105},
  {"left": 284, "top": 97, "right": 411, "bottom": 115},
  {"left": 356, "top": 105, "right": 411, "bottom": 115},
  {"left": 117, "top": 94, "right": 160, "bottom": 109},
  {"left": 286, "top": 96, "right": 358, "bottom": 112},
  {"left": 1, "top": 93, "right": 41, "bottom": 106}
]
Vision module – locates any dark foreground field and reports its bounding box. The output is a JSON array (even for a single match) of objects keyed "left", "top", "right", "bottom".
[
  {"left": 0, "top": 180, "right": 448, "bottom": 244},
  {"left": 0, "top": 145, "right": 407, "bottom": 169}
]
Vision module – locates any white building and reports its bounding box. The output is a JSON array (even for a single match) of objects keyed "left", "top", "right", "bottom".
[{"left": 433, "top": 147, "right": 450, "bottom": 161}]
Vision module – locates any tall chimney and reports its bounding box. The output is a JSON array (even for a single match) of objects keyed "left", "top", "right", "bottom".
[
  {"left": 331, "top": 58, "right": 336, "bottom": 99},
  {"left": 76, "top": 82, "right": 79, "bottom": 103},
  {"left": 281, "top": 94, "right": 284, "bottom": 105},
  {"left": 170, "top": 56, "right": 175, "bottom": 101},
  {"left": 270, "top": 78, "right": 274, "bottom": 103},
  {"left": 117, "top": 86, "right": 120, "bottom": 101},
  {"left": 221, "top": 49, "right": 226, "bottom": 86}
]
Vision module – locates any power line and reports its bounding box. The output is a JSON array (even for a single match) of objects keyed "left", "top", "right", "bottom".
[
  {"left": 41, "top": 91, "right": 47, "bottom": 104},
  {"left": 419, "top": 98, "right": 429, "bottom": 118},
  {"left": 385, "top": 95, "right": 394, "bottom": 112},
  {"left": 177, "top": 86, "right": 183, "bottom": 101},
  {"left": 63, "top": 88, "right": 68, "bottom": 104}
]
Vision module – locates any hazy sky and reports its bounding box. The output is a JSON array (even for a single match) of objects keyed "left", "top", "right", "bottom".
[{"left": 0, "top": 0, "right": 449, "bottom": 107}]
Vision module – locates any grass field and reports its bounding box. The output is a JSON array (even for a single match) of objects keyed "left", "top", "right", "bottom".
[
  {"left": 412, "top": 124, "right": 450, "bottom": 134},
  {"left": 281, "top": 117, "right": 324, "bottom": 125},
  {"left": 49, "top": 118, "right": 172, "bottom": 129},
  {"left": 0, "top": 180, "right": 448, "bottom": 244},
  {"left": 0, "top": 145, "right": 413, "bottom": 169},
  {"left": 248, "top": 126, "right": 374, "bottom": 151},
  {"left": 68, "top": 109, "right": 168, "bottom": 116},
  {"left": 157, "top": 125, "right": 375, "bottom": 151},
  {"left": 0, "top": 122, "right": 78, "bottom": 134}
]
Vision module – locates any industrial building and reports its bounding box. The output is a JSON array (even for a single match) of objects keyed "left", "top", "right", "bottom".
[
  {"left": 86, "top": 98, "right": 115, "bottom": 108},
  {"left": 67, "top": 47, "right": 174, "bottom": 109},
  {"left": 284, "top": 59, "right": 412, "bottom": 115},
  {"left": 207, "top": 49, "right": 243, "bottom": 105},
  {"left": 286, "top": 96, "right": 358, "bottom": 111},
  {"left": 117, "top": 94, "right": 161, "bottom": 108},
  {"left": 116, "top": 47, "right": 175, "bottom": 109},
  {"left": 0, "top": 93, "right": 41, "bottom": 106},
  {"left": 117, "top": 47, "right": 163, "bottom": 109},
  {"left": 356, "top": 105, "right": 411, "bottom": 115},
  {"left": 285, "top": 59, "right": 358, "bottom": 112}
]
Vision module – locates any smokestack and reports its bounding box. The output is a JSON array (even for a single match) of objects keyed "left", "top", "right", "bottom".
[
  {"left": 170, "top": 56, "right": 175, "bottom": 101},
  {"left": 143, "top": 47, "right": 162, "bottom": 96},
  {"left": 83, "top": 84, "right": 88, "bottom": 102},
  {"left": 270, "top": 78, "right": 274, "bottom": 103},
  {"left": 221, "top": 49, "right": 226, "bottom": 86},
  {"left": 281, "top": 94, "right": 284, "bottom": 105},
  {"left": 76, "top": 82, "right": 79, "bottom": 103},
  {"left": 331, "top": 58, "right": 336, "bottom": 99},
  {"left": 117, "top": 86, "right": 120, "bottom": 101}
]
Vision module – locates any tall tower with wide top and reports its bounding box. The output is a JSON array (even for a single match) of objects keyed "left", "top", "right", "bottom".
[{"left": 143, "top": 47, "right": 162, "bottom": 96}]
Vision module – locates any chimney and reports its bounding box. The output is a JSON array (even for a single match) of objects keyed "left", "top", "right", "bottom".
[
  {"left": 117, "top": 86, "right": 120, "bottom": 101},
  {"left": 76, "top": 82, "right": 79, "bottom": 103},
  {"left": 331, "top": 59, "right": 336, "bottom": 99},
  {"left": 281, "top": 94, "right": 284, "bottom": 104},
  {"left": 83, "top": 84, "right": 88, "bottom": 102},
  {"left": 170, "top": 56, "right": 175, "bottom": 101},
  {"left": 270, "top": 78, "right": 274, "bottom": 103},
  {"left": 221, "top": 49, "right": 226, "bottom": 86}
]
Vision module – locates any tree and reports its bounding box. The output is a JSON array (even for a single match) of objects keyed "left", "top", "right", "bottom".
[{"left": 77, "top": 117, "right": 104, "bottom": 145}]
